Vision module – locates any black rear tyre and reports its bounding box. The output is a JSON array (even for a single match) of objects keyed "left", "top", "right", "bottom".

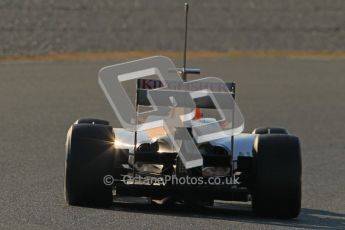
[
  {"left": 76, "top": 118, "right": 109, "bottom": 125},
  {"left": 65, "top": 123, "right": 115, "bottom": 206},
  {"left": 251, "top": 134, "right": 302, "bottom": 218},
  {"left": 252, "top": 127, "right": 288, "bottom": 135}
]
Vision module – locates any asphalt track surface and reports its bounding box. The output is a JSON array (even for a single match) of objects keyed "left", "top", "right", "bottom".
[
  {"left": 2, "top": 0, "right": 345, "bottom": 55},
  {"left": 0, "top": 57, "right": 344, "bottom": 229}
]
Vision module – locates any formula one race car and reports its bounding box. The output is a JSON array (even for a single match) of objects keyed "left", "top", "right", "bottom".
[{"left": 64, "top": 4, "right": 301, "bottom": 219}]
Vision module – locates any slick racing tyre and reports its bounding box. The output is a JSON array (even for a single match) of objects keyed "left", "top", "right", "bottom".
[
  {"left": 251, "top": 134, "right": 302, "bottom": 218},
  {"left": 65, "top": 123, "right": 115, "bottom": 206},
  {"left": 252, "top": 127, "right": 288, "bottom": 135},
  {"left": 75, "top": 118, "right": 109, "bottom": 126}
]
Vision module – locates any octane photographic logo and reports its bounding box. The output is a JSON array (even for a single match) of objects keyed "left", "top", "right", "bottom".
[
  {"left": 103, "top": 174, "right": 240, "bottom": 186},
  {"left": 98, "top": 56, "right": 244, "bottom": 169}
]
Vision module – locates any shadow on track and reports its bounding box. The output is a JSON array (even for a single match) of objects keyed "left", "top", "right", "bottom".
[{"left": 101, "top": 201, "right": 344, "bottom": 229}]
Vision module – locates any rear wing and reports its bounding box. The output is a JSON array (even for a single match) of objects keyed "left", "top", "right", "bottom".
[{"left": 136, "top": 79, "right": 236, "bottom": 109}]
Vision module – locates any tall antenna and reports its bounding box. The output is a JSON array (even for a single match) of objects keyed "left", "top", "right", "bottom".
[{"left": 182, "top": 2, "right": 189, "bottom": 82}]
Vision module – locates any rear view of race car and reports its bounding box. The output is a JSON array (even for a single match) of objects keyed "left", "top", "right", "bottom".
[{"left": 64, "top": 3, "right": 301, "bottom": 219}]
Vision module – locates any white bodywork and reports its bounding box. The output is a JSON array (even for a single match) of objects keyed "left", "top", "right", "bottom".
[{"left": 114, "top": 121, "right": 256, "bottom": 161}]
